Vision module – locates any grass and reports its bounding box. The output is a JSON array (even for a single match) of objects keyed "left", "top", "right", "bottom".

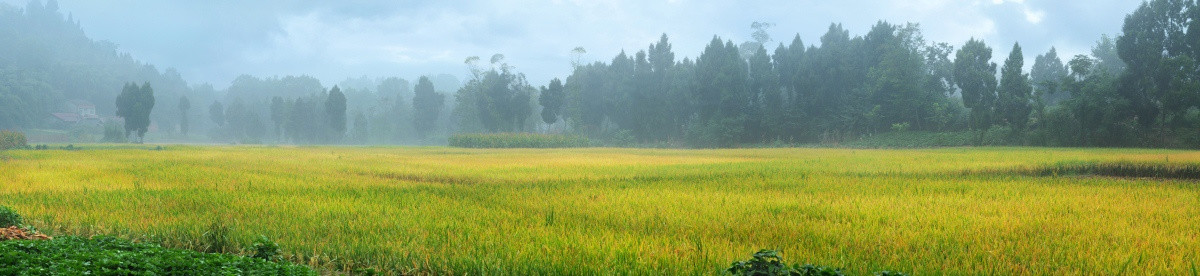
[{"left": 1, "top": 146, "right": 1199, "bottom": 274}]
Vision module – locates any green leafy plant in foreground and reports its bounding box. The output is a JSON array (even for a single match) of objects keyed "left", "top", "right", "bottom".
[
  {"left": 0, "top": 206, "right": 21, "bottom": 228},
  {"left": 251, "top": 235, "right": 281, "bottom": 261},
  {"left": 0, "top": 236, "right": 314, "bottom": 275},
  {"left": 727, "top": 250, "right": 906, "bottom": 276}
]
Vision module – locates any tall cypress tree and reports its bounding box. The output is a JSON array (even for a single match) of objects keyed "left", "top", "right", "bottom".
[
  {"left": 325, "top": 86, "right": 347, "bottom": 142},
  {"left": 997, "top": 43, "right": 1033, "bottom": 133}
]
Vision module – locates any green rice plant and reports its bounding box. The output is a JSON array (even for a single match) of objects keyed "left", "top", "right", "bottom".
[{"left": 202, "top": 220, "right": 233, "bottom": 254}]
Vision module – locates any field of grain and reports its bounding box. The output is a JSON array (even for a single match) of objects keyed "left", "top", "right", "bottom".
[{"left": 1, "top": 146, "right": 1198, "bottom": 274}]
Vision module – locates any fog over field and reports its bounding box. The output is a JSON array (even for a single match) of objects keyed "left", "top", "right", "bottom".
[{"left": 0, "top": 0, "right": 1139, "bottom": 87}]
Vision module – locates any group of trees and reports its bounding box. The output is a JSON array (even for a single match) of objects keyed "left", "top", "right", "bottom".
[
  {"left": 441, "top": 0, "right": 1200, "bottom": 148},
  {"left": 452, "top": 55, "right": 538, "bottom": 133},
  {"left": 204, "top": 75, "right": 451, "bottom": 145},
  {"left": 115, "top": 82, "right": 154, "bottom": 143},
  {"left": 11, "top": 0, "right": 1200, "bottom": 149},
  {"left": 513, "top": 23, "right": 966, "bottom": 147}
]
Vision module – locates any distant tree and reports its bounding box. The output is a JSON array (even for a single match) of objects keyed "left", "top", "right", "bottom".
[
  {"left": 115, "top": 82, "right": 155, "bottom": 143},
  {"left": 377, "top": 77, "right": 410, "bottom": 102},
  {"left": 353, "top": 111, "right": 369, "bottom": 144},
  {"left": 456, "top": 55, "right": 535, "bottom": 133},
  {"left": 325, "top": 86, "right": 347, "bottom": 142},
  {"left": 270, "top": 96, "right": 286, "bottom": 139},
  {"left": 996, "top": 43, "right": 1033, "bottom": 133},
  {"left": 209, "top": 101, "right": 225, "bottom": 127},
  {"left": 412, "top": 76, "right": 445, "bottom": 140},
  {"left": 538, "top": 78, "right": 565, "bottom": 126},
  {"left": 1117, "top": 0, "right": 1193, "bottom": 130},
  {"left": 954, "top": 38, "right": 998, "bottom": 134},
  {"left": 178, "top": 95, "right": 190, "bottom": 136},
  {"left": 1031, "top": 48, "right": 1069, "bottom": 105},
  {"left": 692, "top": 36, "right": 750, "bottom": 147},
  {"left": 748, "top": 45, "right": 780, "bottom": 139},
  {"left": 1092, "top": 34, "right": 1126, "bottom": 76},
  {"left": 223, "top": 98, "right": 265, "bottom": 143}
]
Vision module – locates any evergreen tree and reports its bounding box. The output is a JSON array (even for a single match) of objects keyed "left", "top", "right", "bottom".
[
  {"left": 412, "top": 76, "right": 445, "bottom": 140},
  {"left": 996, "top": 43, "right": 1033, "bottom": 133},
  {"left": 325, "top": 86, "right": 347, "bottom": 142},
  {"left": 178, "top": 95, "right": 190, "bottom": 136},
  {"left": 954, "top": 38, "right": 998, "bottom": 133},
  {"left": 115, "top": 82, "right": 155, "bottom": 143},
  {"left": 538, "top": 78, "right": 565, "bottom": 126}
]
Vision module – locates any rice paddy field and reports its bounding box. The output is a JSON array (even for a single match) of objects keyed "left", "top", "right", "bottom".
[{"left": 1, "top": 146, "right": 1199, "bottom": 274}]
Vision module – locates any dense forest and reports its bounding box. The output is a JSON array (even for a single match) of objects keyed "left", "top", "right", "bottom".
[{"left": 3, "top": 0, "right": 1200, "bottom": 148}]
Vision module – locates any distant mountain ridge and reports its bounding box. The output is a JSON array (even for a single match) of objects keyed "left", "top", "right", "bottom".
[{"left": 0, "top": 0, "right": 195, "bottom": 130}]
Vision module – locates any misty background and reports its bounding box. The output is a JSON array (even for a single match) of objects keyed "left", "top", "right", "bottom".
[
  {"left": 0, "top": 0, "right": 1138, "bottom": 87},
  {"left": 8, "top": 0, "right": 1193, "bottom": 149}
]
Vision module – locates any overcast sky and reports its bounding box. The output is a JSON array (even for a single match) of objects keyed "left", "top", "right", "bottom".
[{"left": 5, "top": 0, "right": 1144, "bottom": 90}]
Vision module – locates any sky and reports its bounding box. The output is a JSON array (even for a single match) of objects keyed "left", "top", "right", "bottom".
[{"left": 4, "top": 0, "right": 1144, "bottom": 90}]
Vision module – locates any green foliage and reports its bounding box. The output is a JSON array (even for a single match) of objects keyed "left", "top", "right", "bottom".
[
  {"left": 250, "top": 235, "right": 281, "bottom": 261},
  {"left": 955, "top": 39, "right": 998, "bottom": 132},
  {"left": 178, "top": 95, "right": 190, "bottom": 136},
  {"left": 726, "top": 250, "right": 846, "bottom": 276},
  {"left": 0, "top": 236, "right": 313, "bottom": 275},
  {"left": 454, "top": 56, "right": 536, "bottom": 133},
  {"left": 0, "top": 130, "right": 27, "bottom": 150},
  {"left": 219, "top": 98, "right": 267, "bottom": 144},
  {"left": 448, "top": 133, "right": 590, "bottom": 148},
  {"left": 326, "top": 85, "right": 347, "bottom": 141},
  {"left": 0, "top": 206, "right": 22, "bottom": 228},
  {"left": 538, "top": 78, "right": 565, "bottom": 125},
  {"left": 115, "top": 82, "right": 155, "bottom": 143},
  {"left": 996, "top": 43, "right": 1033, "bottom": 132},
  {"left": 413, "top": 76, "right": 446, "bottom": 140},
  {"left": 845, "top": 131, "right": 972, "bottom": 148}
]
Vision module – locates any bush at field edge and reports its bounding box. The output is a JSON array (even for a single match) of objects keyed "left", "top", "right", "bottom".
[
  {"left": 0, "top": 130, "right": 27, "bottom": 150},
  {"left": 449, "top": 133, "right": 590, "bottom": 148}
]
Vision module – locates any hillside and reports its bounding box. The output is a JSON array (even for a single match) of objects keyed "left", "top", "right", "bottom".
[{"left": 0, "top": 0, "right": 195, "bottom": 131}]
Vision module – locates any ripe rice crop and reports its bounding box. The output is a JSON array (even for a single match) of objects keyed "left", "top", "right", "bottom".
[{"left": 1, "top": 146, "right": 1198, "bottom": 274}]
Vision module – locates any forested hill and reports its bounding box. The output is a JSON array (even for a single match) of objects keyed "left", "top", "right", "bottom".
[{"left": 0, "top": 0, "right": 193, "bottom": 130}]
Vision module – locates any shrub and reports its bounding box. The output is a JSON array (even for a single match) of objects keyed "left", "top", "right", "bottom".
[
  {"left": 0, "top": 206, "right": 22, "bottom": 228},
  {"left": 727, "top": 250, "right": 843, "bottom": 276},
  {"left": 101, "top": 121, "right": 127, "bottom": 143},
  {"left": 448, "top": 133, "right": 590, "bottom": 148},
  {"left": 0, "top": 236, "right": 314, "bottom": 275},
  {"left": 250, "top": 235, "right": 281, "bottom": 261},
  {"left": 727, "top": 250, "right": 905, "bottom": 276},
  {"left": 0, "top": 130, "right": 27, "bottom": 150}
]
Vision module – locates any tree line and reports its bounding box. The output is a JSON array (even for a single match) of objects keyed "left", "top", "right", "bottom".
[
  {"left": 445, "top": 0, "right": 1199, "bottom": 148},
  {"left": 9, "top": 0, "right": 1200, "bottom": 148}
]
